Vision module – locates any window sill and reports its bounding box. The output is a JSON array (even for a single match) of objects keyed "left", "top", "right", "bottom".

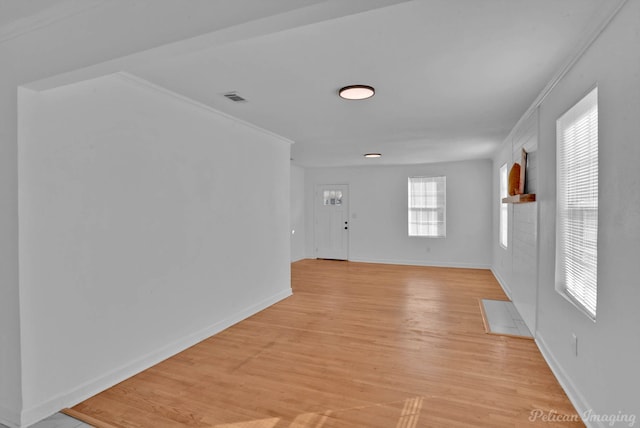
[{"left": 556, "top": 288, "right": 596, "bottom": 323}]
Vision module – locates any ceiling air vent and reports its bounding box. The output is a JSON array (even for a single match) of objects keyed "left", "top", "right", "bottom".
[{"left": 223, "top": 92, "right": 247, "bottom": 103}]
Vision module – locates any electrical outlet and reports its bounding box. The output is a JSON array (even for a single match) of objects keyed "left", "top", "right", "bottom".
[{"left": 571, "top": 333, "right": 578, "bottom": 356}]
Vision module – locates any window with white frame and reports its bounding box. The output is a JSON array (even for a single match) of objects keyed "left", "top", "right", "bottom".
[
  {"left": 556, "top": 87, "right": 598, "bottom": 319},
  {"left": 408, "top": 176, "right": 446, "bottom": 237},
  {"left": 499, "top": 163, "right": 508, "bottom": 248}
]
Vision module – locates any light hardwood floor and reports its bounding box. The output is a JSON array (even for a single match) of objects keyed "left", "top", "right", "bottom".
[{"left": 68, "top": 260, "right": 583, "bottom": 427}]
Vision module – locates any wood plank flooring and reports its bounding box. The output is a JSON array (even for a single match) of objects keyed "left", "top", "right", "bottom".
[{"left": 69, "top": 260, "right": 583, "bottom": 427}]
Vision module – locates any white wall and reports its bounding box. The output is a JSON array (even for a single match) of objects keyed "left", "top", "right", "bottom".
[
  {"left": 17, "top": 74, "right": 292, "bottom": 425},
  {"left": 0, "top": 59, "right": 22, "bottom": 428},
  {"left": 536, "top": 0, "right": 640, "bottom": 421},
  {"left": 494, "top": 0, "right": 640, "bottom": 423},
  {"left": 305, "top": 160, "right": 492, "bottom": 268},
  {"left": 290, "top": 164, "right": 306, "bottom": 262},
  {"left": 2, "top": 5, "right": 317, "bottom": 425}
]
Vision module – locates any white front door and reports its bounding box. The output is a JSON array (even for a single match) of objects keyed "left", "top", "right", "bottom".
[{"left": 314, "top": 184, "right": 349, "bottom": 260}]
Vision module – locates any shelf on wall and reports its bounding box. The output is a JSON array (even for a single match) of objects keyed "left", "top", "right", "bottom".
[
  {"left": 502, "top": 194, "right": 536, "bottom": 204},
  {"left": 503, "top": 148, "right": 536, "bottom": 204}
]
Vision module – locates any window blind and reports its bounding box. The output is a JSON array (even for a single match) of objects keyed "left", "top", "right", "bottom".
[
  {"left": 499, "top": 163, "right": 508, "bottom": 248},
  {"left": 556, "top": 87, "right": 598, "bottom": 319},
  {"left": 408, "top": 176, "right": 446, "bottom": 237}
]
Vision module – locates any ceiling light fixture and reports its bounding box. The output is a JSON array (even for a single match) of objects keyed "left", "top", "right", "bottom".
[
  {"left": 339, "top": 85, "right": 375, "bottom": 100},
  {"left": 364, "top": 153, "right": 382, "bottom": 158}
]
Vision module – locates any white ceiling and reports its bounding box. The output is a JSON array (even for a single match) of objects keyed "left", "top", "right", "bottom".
[{"left": 6, "top": 0, "right": 616, "bottom": 167}]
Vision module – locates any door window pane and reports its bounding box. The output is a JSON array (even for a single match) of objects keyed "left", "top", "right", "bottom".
[{"left": 323, "top": 190, "right": 343, "bottom": 206}]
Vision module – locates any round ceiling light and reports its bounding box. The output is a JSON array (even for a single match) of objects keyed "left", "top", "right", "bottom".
[
  {"left": 339, "top": 85, "right": 375, "bottom": 100},
  {"left": 364, "top": 153, "right": 382, "bottom": 158}
]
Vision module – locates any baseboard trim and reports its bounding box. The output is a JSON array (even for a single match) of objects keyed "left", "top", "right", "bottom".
[
  {"left": 19, "top": 288, "right": 292, "bottom": 428},
  {"left": 0, "top": 403, "right": 20, "bottom": 428},
  {"left": 348, "top": 257, "right": 491, "bottom": 270},
  {"left": 490, "top": 267, "right": 513, "bottom": 300},
  {"left": 536, "top": 335, "right": 602, "bottom": 428},
  {"left": 490, "top": 269, "right": 602, "bottom": 426}
]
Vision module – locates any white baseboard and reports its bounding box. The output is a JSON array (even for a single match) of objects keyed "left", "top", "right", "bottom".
[
  {"left": 19, "top": 288, "right": 292, "bottom": 428},
  {"left": 536, "top": 335, "right": 602, "bottom": 428},
  {"left": 0, "top": 403, "right": 20, "bottom": 428},
  {"left": 348, "top": 257, "right": 491, "bottom": 270},
  {"left": 490, "top": 267, "right": 513, "bottom": 300},
  {"left": 491, "top": 268, "right": 606, "bottom": 427}
]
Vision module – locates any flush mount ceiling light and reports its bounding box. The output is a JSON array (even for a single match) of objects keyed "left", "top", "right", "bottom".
[
  {"left": 339, "top": 85, "right": 375, "bottom": 100},
  {"left": 364, "top": 153, "right": 382, "bottom": 158}
]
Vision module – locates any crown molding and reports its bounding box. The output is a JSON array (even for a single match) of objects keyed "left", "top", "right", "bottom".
[
  {"left": 498, "top": 0, "right": 629, "bottom": 151},
  {"left": 114, "top": 72, "right": 295, "bottom": 146}
]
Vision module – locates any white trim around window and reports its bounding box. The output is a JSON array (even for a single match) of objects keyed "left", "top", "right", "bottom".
[
  {"left": 408, "top": 176, "right": 446, "bottom": 238},
  {"left": 555, "top": 86, "right": 598, "bottom": 320},
  {"left": 499, "top": 163, "right": 508, "bottom": 248}
]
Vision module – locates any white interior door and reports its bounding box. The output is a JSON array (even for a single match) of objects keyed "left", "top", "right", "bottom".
[{"left": 314, "top": 184, "right": 349, "bottom": 260}]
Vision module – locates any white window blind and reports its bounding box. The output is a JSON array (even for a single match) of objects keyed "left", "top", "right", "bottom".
[
  {"left": 408, "top": 176, "right": 446, "bottom": 237},
  {"left": 556, "top": 87, "right": 598, "bottom": 319},
  {"left": 499, "top": 163, "right": 508, "bottom": 248}
]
